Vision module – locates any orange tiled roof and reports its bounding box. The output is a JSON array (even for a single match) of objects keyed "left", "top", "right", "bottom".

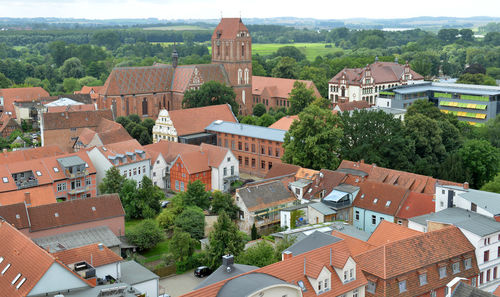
[
  {"left": 0, "top": 87, "right": 49, "bottom": 116},
  {"left": 52, "top": 243, "right": 122, "bottom": 267},
  {"left": 42, "top": 109, "right": 113, "bottom": 130},
  {"left": 252, "top": 76, "right": 321, "bottom": 99},
  {"left": 176, "top": 151, "right": 210, "bottom": 174},
  {"left": 351, "top": 180, "right": 409, "bottom": 216},
  {"left": 46, "top": 104, "right": 96, "bottom": 113},
  {"left": 0, "top": 185, "right": 57, "bottom": 208},
  {"left": 169, "top": 104, "right": 237, "bottom": 136},
  {"left": 200, "top": 143, "right": 229, "bottom": 168},
  {"left": 367, "top": 220, "right": 422, "bottom": 246},
  {"left": 182, "top": 239, "right": 367, "bottom": 297},
  {"left": 354, "top": 226, "right": 475, "bottom": 279},
  {"left": 212, "top": 18, "right": 249, "bottom": 40},
  {"left": 96, "top": 139, "right": 150, "bottom": 166},
  {"left": 0, "top": 145, "right": 64, "bottom": 165},
  {"left": 0, "top": 220, "right": 92, "bottom": 297},
  {"left": 144, "top": 140, "right": 200, "bottom": 163},
  {"left": 335, "top": 100, "right": 371, "bottom": 112},
  {"left": 268, "top": 115, "right": 299, "bottom": 131},
  {"left": 396, "top": 192, "right": 435, "bottom": 219},
  {"left": 329, "top": 62, "right": 424, "bottom": 86},
  {"left": 330, "top": 231, "right": 376, "bottom": 256},
  {"left": 264, "top": 163, "right": 301, "bottom": 179},
  {"left": 303, "top": 169, "right": 347, "bottom": 200}
]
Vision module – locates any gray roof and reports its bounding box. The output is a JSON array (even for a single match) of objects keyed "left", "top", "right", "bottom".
[
  {"left": 237, "top": 181, "right": 294, "bottom": 211},
  {"left": 194, "top": 263, "right": 258, "bottom": 290},
  {"left": 334, "top": 184, "right": 359, "bottom": 194},
  {"left": 120, "top": 261, "right": 159, "bottom": 285},
  {"left": 272, "top": 221, "right": 371, "bottom": 242},
  {"left": 409, "top": 207, "right": 500, "bottom": 237},
  {"left": 451, "top": 282, "right": 496, "bottom": 297},
  {"left": 330, "top": 221, "right": 371, "bottom": 241},
  {"left": 336, "top": 168, "right": 369, "bottom": 177},
  {"left": 61, "top": 283, "right": 141, "bottom": 297},
  {"left": 281, "top": 203, "right": 309, "bottom": 212},
  {"left": 368, "top": 106, "right": 406, "bottom": 115},
  {"left": 33, "top": 226, "right": 121, "bottom": 252},
  {"left": 57, "top": 155, "right": 86, "bottom": 167},
  {"left": 309, "top": 202, "right": 337, "bottom": 215},
  {"left": 217, "top": 273, "right": 290, "bottom": 297},
  {"left": 290, "top": 178, "right": 312, "bottom": 188},
  {"left": 285, "top": 230, "right": 342, "bottom": 256},
  {"left": 459, "top": 189, "right": 500, "bottom": 215},
  {"left": 389, "top": 82, "right": 500, "bottom": 96},
  {"left": 205, "top": 121, "right": 287, "bottom": 142}
]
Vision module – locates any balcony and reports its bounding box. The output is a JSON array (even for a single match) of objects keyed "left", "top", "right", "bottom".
[
  {"left": 16, "top": 179, "right": 38, "bottom": 190},
  {"left": 68, "top": 186, "right": 89, "bottom": 195},
  {"left": 65, "top": 169, "right": 89, "bottom": 179},
  {"left": 321, "top": 199, "right": 351, "bottom": 209}
]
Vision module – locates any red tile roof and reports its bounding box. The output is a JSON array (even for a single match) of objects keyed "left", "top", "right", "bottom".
[
  {"left": 396, "top": 192, "right": 435, "bottom": 219},
  {"left": 52, "top": 243, "right": 122, "bottom": 267},
  {"left": 329, "top": 62, "right": 424, "bottom": 86},
  {"left": 252, "top": 76, "right": 321, "bottom": 99},
  {"left": 182, "top": 239, "right": 367, "bottom": 297},
  {"left": 354, "top": 226, "right": 475, "bottom": 279},
  {"left": 176, "top": 151, "right": 210, "bottom": 174},
  {"left": 351, "top": 180, "right": 409, "bottom": 216},
  {"left": 0, "top": 87, "right": 49, "bottom": 116},
  {"left": 200, "top": 143, "right": 229, "bottom": 168},
  {"left": 46, "top": 104, "right": 96, "bottom": 113},
  {"left": 95, "top": 139, "right": 150, "bottom": 166},
  {"left": 494, "top": 285, "right": 500, "bottom": 296},
  {"left": 168, "top": 104, "right": 237, "bottom": 136},
  {"left": 330, "top": 231, "right": 376, "bottom": 256},
  {"left": 367, "top": 220, "right": 422, "bottom": 246},
  {"left": 264, "top": 163, "right": 301, "bottom": 179},
  {"left": 335, "top": 100, "right": 371, "bottom": 112},
  {"left": 42, "top": 109, "right": 113, "bottom": 130},
  {"left": 212, "top": 18, "right": 249, "bottom": 40},
  {"left": 0, "top": 185, "right": 57, "bottom": 208},
  {"left": 0, "top": 220, "right": 92, "bottom": 297},
  {"left": 144, "top": 140, "right": 201, "bottom": 164},
  {"left": 303, "top": 169, "right": 347, "bottom": 200},
  {"left": 268, "top": 115, "right": 299, "bottom": 131},
  {"left": 0, "top": 145, "right": 64, "bottom": 165}
]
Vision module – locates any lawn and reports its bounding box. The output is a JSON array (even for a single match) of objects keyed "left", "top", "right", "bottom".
[
  {"left": 124, "top": 219, "right": 142, "bottom": 231},
  {"left": 141, "top": 239, "right": 170, "bottom": 263}
]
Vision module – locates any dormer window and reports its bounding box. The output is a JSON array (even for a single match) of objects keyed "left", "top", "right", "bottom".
[
  {"left": 2, "top": 177, "right": 7, "bottom": 183},
  {"left": 373, "top": 198, "right": 378, "bottom": 204},
  {"left": 53, "top": 167, "right": 59, "bottom": 173},
  {"left": 385, "top": 201, "right": 391, "bottom": 207}
]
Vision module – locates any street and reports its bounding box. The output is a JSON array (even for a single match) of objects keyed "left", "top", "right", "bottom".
[{"left": 159, "top": 269, "right": 204, "bottom": 297}]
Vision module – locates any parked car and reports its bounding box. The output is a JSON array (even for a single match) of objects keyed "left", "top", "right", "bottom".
[
  {"left": 194, "top": 266, "right": 212, "bottom": 278},
  {"left": 160, "top": 200, "right": 170, "bottom": 208}
]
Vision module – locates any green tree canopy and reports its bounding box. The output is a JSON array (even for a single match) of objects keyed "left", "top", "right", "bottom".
[
  {"left": 458, "top": 139, "right": 500, "bottom": 189},
  {"left": 60, "top": 57, "right": 85, "bottom": 79},
  {"left": 481, "top": 173, "right": 500, "bottom": 194},
  {"left": 98, "top": 166, "right": 126, "bottom": 194},
  {"left": 62, "top": 78, "right": 81, "bottom": 93},
  {"left": 237, "top": 241, "right": 276, "bottom": 267},
  {"left": 207, "top": 211, "right": 245, "bottom": 269},
  {"left": 282, "top": 104, "right": 342, "bottom": 170},
  {"left": 211, "top": 191, "right": 239, "bottom": 220},
  {"left": 275, "top": 46, "right": 306, "bottom": 62},
  {"left": 457, "top": 73, "right": 497, "bottom": 86},
  {"left": 271, "top": 56, "right": 298, "bottom": 79},
  {"left": 174, "top": 206, "right": 205, "bottom": 240},
  {"left": 126, "top": 219, "right": 164, "bottom": 251},
  {"left": 182, "top": 81, "right": 238, "bottom": 114},
  {"left": 169, "top": 229, "right": 198, "bottom": 262},
  {"left": 252, "top": 103, "right": 267, "bottom": 117},
  {"left": 184, "top": 180, "right": 211, "bottom": 210},
  {"left": 0, "top": 72, "right": 12, "bottom": 88},
  {"left": 288, "top": 81, "right": 318, "bottom": 115}
]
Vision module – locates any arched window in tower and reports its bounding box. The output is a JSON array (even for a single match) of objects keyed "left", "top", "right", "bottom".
[
  {"left": 142, "top": 98, "right": 148, "bottom": 116},
  {"left": 341, "top": 87, "right": 346, "bottom": 97},
  {"left": 244, "top": 68, "right": 249, "bottom": 84},
  {"left": 238, "top": 69, "right": 243, "bottom": 85},
  {"left": 163, "top": 95, "right": 166, "bottom": 109},
  {"left": 241, "top": 43, "right": 245, "bottom": 57}
]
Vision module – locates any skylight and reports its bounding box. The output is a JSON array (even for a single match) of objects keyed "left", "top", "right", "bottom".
[
  {"left": 85, "top": 163, "right": 89, "bottom": 168},
  {"left": 2, "top": 263, "right": 11, "bottom": 275},
  {"left": 373, "top": 198, "right": 378, "bottom": 204},
  {"left": 2, "top": 177, "right": 7, "bottom": 183},
  {"left": 0, "top": 257, "right": 3, "bottom": 264},
  {"left": 297, "top": 280, "right": 307, "bottom": 291},
  {"left": 102, "top": 147, "right": 107, "bottom": 151},
  {"left": 16, "top": 277, "right": 26, "bottom": 289},
  {"left": 360, "top": 194, "right": 365, "bottom": 199},
  {"left": 53, "top": 167, "right": 59, "bottom": 173},
  {"left": 11, "top": 273, "right": 21, "bottom": 285},
  {"left": 54, "top": 212, "right": 59, "bottom": 218},
  {"left": 36, "top": 171, "right": 42, "bottom": 176},
  {"left": 386, "top": 201, "right": 391, "bottom": 207}
]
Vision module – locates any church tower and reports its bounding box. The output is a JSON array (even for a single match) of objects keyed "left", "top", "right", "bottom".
[{"left": 211, "top": 18, "right": 252, "bottom": 115}]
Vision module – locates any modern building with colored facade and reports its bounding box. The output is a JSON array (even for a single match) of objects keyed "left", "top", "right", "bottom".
[
  {"left": 205, "top": 120, "right": 286, "bottom": 177},
  {"left": 376, "top": 82, "right": 500, "bottom": 125}
]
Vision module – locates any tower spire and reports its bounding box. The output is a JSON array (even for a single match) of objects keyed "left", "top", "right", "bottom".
[{"left": 172, "top": 41, "right": 178, "bottom": 68}]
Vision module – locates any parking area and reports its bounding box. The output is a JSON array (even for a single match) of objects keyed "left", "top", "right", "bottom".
[{"left": 159, "top": 269, "right": 204, "bottom": 297}]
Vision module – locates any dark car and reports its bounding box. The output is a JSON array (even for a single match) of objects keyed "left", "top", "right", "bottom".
[{"left": 194, "top": 266, "right": 212, "bottom": 278}]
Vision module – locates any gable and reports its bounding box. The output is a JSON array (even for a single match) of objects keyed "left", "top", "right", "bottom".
[{"left": 27, "top": 262, "right": 89, "bottom": 296}]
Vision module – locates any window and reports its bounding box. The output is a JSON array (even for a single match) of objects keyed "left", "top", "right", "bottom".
[
  {"left": 223, "top": 167, "right": 227, "bottom": 176},
  {"left": 261, "top": 146, "right": 265, "bottom": 154},
  {"left": 355, "top": 211, "right": 359, "bottom": 220},
  {"left": 138, "top": 167, "right": 141, "bottom": 174},
  {"left": 227, "top": 157, "right": 231, "bottom": 162},
  {"left": 275, "top": 148, "right": 280, "bottom": 157},
  {"left": 385, "top": 201, "right": 391, "bottom": 207},
  {"left": 318, "top": 281, "right": 321, "bottom": 291},
  {"left": 238, "top": 156, "right": 242, "bottom": 166},
  {"left": 231, "top": 166, "right": 234, "bottom": 176},
  {"left": 452, "top": 262, "right": 460, "bottom": 274},
  {"left": 245, "top": 157, "right": 249, "bottom": 167},
  {"left": 367, "top": 281, "right": 376, "bottom": 293},
  {"left": 2, "top": 177, "right": 7, "bottom": 183},
  {"left": 439, "top": 266, "right": 447, "bottom": 278},
  {"left": 143, "top": 166, "right": 146, "bottom": 173},
  {"left": 238, "top": 142, "right": 242, "bottom": 150},
  {"left": 471, "top": 277, "right": 477, "bottom": 287},
  {"left": 353, "top": 288, "right": 358, "bottom": 297},
  {"left": 251, "top": 144, "right": 255, "bottom": 153},
  {"left": 487, "top": 269, "right": 491, "bottom": 282},
  {"left": 261, "top": 160, "right": 265, "bottom": 169},
  {"left": 372, "top": 215, "right": 376, "bottom": 225},
  {"left": 430, "top": 290, "right": 436, "bottom": 297},
  {"left": 244, "top": 143, "right": 249, "bottom": 151},
  {"left": 480, "top": 271, "right": 484, "bottom": 284},
  {"left": 419, "top": 273, "right": 427, "bottom": 286},
  {"left": 350, "top": 268, "right": 354, "bottom": 279},
  {"left": 36, "top": 171, "right": 42, "bottom": 176},
  {"left": 494, "top": 267, "right": 498, "bottom": 279},
  {"left": 485, "top": 238, "right": 491, "bottom": 245},
  {"left": 251, "top": 158, "right": 255, "bottom": 168},
  {"left": 231, "top": 141, "right": 235, "bottom": 149},
  {"left": 324, "top": 279, "right": 328, "bottom": 290},
  {"left": 175, "top": 180, "right": 179, "bottom": 190},
  {"left": 57, "top": 182, "right": 66, "bottom": 192},
  {"left": 85, "top": 177, "right": 91, "bottom": 186},
  {"left": 484, "top": 250, "right": 490, "bottom": 262},
  {"left": 70, "top": 127, "right": 77, "bottom": 131},
  {"left": 464, "top": 258, "right": 472, "bottom": 270},
  {"left": 398, "top": 280, "right": 407, "bottom": 293},
  {"left": 180, "top": 182, "right": 185, "bottom": 191},
  {"left": 373, "top": 198, "right": 378, "bottom": 204},
  {"left": 498, "top": 246, "right": 500, "bottom": 258},
  {"left": 133, "top": 168, "right": 137, "bottom": 176},
  {"left": 268, "top": 162, "right": 272, "bottom": 170},
  {"left": 268, "top": 147, "right": 272, "bottom": 156},
  {"left": 343, "top": 270, "right": 347, "bottom": 281},
  {"left": 128, "top": 169, "right": 131, "bottom": 177},
  {"left": 53, "top": 167, "right": 59, "bottom": 173}
]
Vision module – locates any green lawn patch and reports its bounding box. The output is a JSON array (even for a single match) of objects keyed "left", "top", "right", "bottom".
[
  {"left": 140, "top": 239, "right": 170, "bottom": 263},
  {"left": 144, "top": 25, "right": 211, "bottom": 31},
  {"left": 124, "top": 219, "right": 142, "bottom": 231}
]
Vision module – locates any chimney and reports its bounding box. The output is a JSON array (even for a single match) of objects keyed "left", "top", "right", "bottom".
[
  {"left": 24, "top": 192, "right": 31, "bottom": 206},
  {"left": 463, "top": 182, "right": 469, "bottom": 190},
  {"left": 2, "top": 148, "right": 6, "bottom": 153},
  {"left": 360, "top": 159, "right": 364, "bottom": 164},
  {"left": 222, "top": 254, "right": 234, "bottom": 272},
  {"left": 98, "top": 243, "right": 104, "bottom": 250},
  {"left": 282, "top": 250, "right": 292, "bottom": 261}
]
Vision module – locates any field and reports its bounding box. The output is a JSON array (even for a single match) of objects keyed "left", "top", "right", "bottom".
[{"left": 144, "top": 25, "right": 211, "bottom": 31}]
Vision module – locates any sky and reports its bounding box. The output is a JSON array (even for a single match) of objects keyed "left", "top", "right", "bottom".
[{"left": 0, "top": 0, "right": 499, "bottom": 20}]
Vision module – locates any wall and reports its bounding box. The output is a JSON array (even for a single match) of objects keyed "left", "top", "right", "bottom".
[
  {"left": 353, "top": 207, "right": 394, "bottom": 233},
  {"left": 87, "top": 148, "right": 113, "bottom": 189},
  {"left": 408, "top": 220, "right": 427, "bottom": 232},
  {"left": 152, "top": 109, "right": 178, "bottom": 143},
  {"left": 27, "top": 262, "right": 90, "bottom": 296},
  {"left": 235, "top": 191, "right": 254, "bottom": 234},
  {"left": 151, "top": 155, "right": 167, "bottom": 189},
  {"left": 307, "top": 266, "right": 332, "bottom": 295},
  {"left": 118, "top": 159, "right": 151, "bottom": 187},
  {"left": 248, "top": 284, "right": 302, "bottom": 297},
  {"left": 170, "top": 157, "right": 211, "bottom": 192},
  {"left": 308, "top": 206, "right": 327, "bottom": 225},
  {"left": 212, "top": 150, "right": 239, "bottom": 192},
  {"left": 23, "top": 216, "right": 125, "bottom": 239},
  {"left": 96, "top": 262, "right": 121, "bottom": 280},
  {"left": 129, "top": 278, "right": 158, "bottom": 297}
]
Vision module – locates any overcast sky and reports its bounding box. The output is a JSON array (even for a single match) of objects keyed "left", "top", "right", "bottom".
[{"left": 0, "top": 0, "right": 499, "bottom": 20}]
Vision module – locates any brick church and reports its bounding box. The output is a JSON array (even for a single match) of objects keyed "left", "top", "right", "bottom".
[{"left": 97, "top": 18, "right": 253, "bottom": 117}]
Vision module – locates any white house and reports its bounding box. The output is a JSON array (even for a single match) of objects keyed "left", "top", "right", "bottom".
[
  {"left": 87, "top": 139, "right": 151, "bottom": 190},
  {"left": 409, "top": 183, "right": 500, "bottom": 291},
  {"left": 120, "top": 261, "right": 160, "bottom": 297}
]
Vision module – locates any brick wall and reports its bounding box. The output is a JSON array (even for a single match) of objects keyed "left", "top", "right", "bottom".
[{"left": 170, "top": 158, "right": 211, "bottom": 192}]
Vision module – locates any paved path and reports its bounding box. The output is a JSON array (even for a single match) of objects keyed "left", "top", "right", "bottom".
[{"left": 159, "top": 269, "right": 204, "bottom": 297}]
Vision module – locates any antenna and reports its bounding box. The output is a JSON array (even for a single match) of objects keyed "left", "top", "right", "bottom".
[{"left": 220, "top": 11, "right": 223, "bottom": 19}]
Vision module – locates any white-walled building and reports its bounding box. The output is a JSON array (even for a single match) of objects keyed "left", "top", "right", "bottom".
[
  {"left": 87, "top": 139, "right": 151, "bottom": 189},
  {"left": 328, "top": 59, "right": 424, "bottom": 105}
]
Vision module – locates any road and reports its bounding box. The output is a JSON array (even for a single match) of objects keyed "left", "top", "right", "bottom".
[{"left": 159, "top": 269, "right": 204, "bottom": 297}]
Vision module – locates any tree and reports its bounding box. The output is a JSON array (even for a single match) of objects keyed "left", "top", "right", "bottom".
[
  {"left": 252, "top": 60, "right": 267, "bottom": 76},
  {"left": 459, "top": 29, "right": 474, "bottom": 42},
  {"left": 157, "top": 194, "right": 184, "bottom": 231},
  {"left": 275, "top": 46, "right": 306, "bottom": 62},
  {"left": 62, "top": 78, "right": 81, "bottom": 93},
  {"left": 99, "top": 166, "right": 126, "bottom": 194},
  {"left": 211, "top": 191, "right": 239, "bottom": 220},
  {"left": 251, "top": 223, "right": 259, "bottom": 240},
  {"left": 78, "top": 76, "right": 102, "bottom": 87},
  {"left": 457, "top": 73, "right": 497, "bottom": 86},
  {"left": 60, "top": 57, "right": 85, "bottom": 79},
  {"left": 483, "top": 114, "right": 500, "bottom": 149},
  {"left": 169, "top": 229, "right": 198, "bottom": 262},
  {"left": 288, "top": 81, "right": 318, "bottom": 115},
  {"left": 274, "top": 235, "right": 297, "bottom": 261},
  {"left": 481, "top": 174, "right": 500, "bottom": 194},
  {"left": 126, "top": 219, "right": 164, "bottom": 251},
  {"left": 136, "top": 176, "right": 164, "bottom": 218},
  {"left": 257, "top": 113, "right": 276, "bottom": 127},
  {"left": 207, "top": 211, "right": 245, "bottom": 269},
  {"left": 174, "top": 206, "right": 205, "bottom": 240},
  {"left": 183, "top": 81, "right": 238, "bottom": 114},
  {"left": 0, "top": 72, "right": 12, "bottom": 88},
  {"left": 237, "top": 241, "right": 276, "bottom": 267},
  {"left": 339, "top": 109, "right": 413, "bottom": 171},
  {"left": 119, "top": 179, "right": 140, "bottom": 220},
  {"left": 253, "top": 103, "right": 266, "bottom": 117},
  {"left": 459, "top": 139, "right": 500, "bottom": 189},
  {"left": 184, "top": 180, "right": 211, "bottom": 210},
  {"left": 290, "top": 209, "right": 305, "bottom": 229},
  {"left": 271, "top": 57, "right": 298, "bottom": 79},
  {"left": 282, "top": 104, "right": 342, "bottom": 170}
]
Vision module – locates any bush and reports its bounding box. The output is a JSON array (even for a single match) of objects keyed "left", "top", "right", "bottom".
[
  {"left": 175, "top": 252, "right": 206, "bottom": 274},
  {"left": 126, "top": 219, "right": 164, "bottom": 251}
]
